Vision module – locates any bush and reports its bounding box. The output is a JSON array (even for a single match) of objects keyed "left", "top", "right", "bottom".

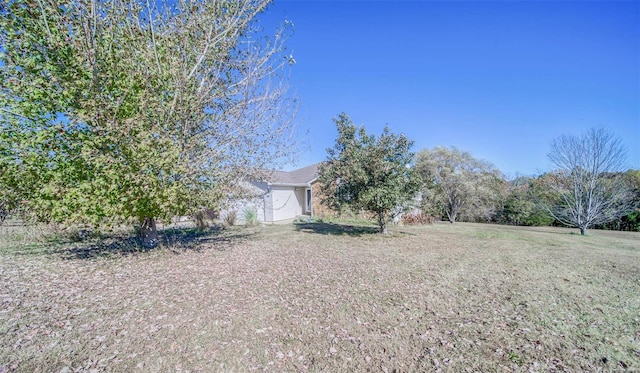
[
  {"left": 243, "top": 207, "right": 259, "bottom": 227},
  {"left": 193, "top": 211, "right": 208, "bottom": 230},
  {"left": 224, "top": 211, "right": 237, "bottom": 226},
  {"left": 401, "top": 212, "right": 435, "bottom": 225},
  {"left": 521, "top": 210, "right": 554, "bottom": 227}
]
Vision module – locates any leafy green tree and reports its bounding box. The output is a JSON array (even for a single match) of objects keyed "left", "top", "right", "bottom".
[
  {"left": 544, "top": 128, "right": 635, "bottom": 235},
  {"left": 496, "top": 177, "right": 533, "bottom": 225},
  {"left": 496, "top": 176, "right": 554, "bottom": 226},
  {"left": 594, "top": 169, "right": 640, "bottom": 231},
  {"left": 415, "top": 147, "right": 503, "bottom": 223},
  {"left": 0, "top": 0, "right": 296, "bottom": 246},
  {"left": 319, "top": 113, "right": 421, "bottom": 234}
]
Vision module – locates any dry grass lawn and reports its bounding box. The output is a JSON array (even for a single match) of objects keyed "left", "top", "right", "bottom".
[{"left": 1, "top": 221, "right": 639, "bottom": 372}]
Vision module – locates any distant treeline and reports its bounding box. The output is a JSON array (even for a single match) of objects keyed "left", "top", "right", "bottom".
[{"left": 427, "top": 169, "right": 639, "bottom": 232}]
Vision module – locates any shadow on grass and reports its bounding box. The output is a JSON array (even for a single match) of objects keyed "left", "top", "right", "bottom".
[
  {"left": 294, "top": 221, "right": 380, "bottom": 236},
  {"left": 57, "top": 226, "right": 256, "bottom": 260}
]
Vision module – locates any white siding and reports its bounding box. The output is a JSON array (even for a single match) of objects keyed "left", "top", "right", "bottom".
[
  {"left": 270, "top": 186, "right": 304, "bottom": 222},
  {"left": 249, "top": 182, "right": 268, "bottom": 223},
  {"left": 221, "top": 181, "right": 267, "bottom": 223},
  {"left": 222, "top": 182, "right": 309, "bottom": 224},
  {"left": 263, "top": 184, "right": 274, "bottom": 222}
]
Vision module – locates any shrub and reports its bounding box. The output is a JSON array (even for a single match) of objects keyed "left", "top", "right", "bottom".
[
  {"left": 521, "top": 210, "right": 554, "bottom": 226},
  {"left": 401, "top": 211, "right": 435, "bottom": 225},
  {"left": 224, "top": 211, "right": 237, "bottom": 226},
  {"left": 243, "top": 207, "right": 259, "bottom": 227},
  {"left": 193, "top": 211, "right": 208, "bottom": 230}
]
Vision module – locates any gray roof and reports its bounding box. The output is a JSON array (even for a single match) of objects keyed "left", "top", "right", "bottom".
[{"left": 266, "top": 163, "right": 320, "bottom": 186}]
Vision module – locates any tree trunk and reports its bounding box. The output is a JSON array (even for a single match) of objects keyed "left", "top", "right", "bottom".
[
  {"left": 194, "top": 211, "right": 207, "bottom": 230},
  {"left": 446, "top": 207, "right": 457, "bottom": 224},
  {"left": 379, "top": 222, "right": 388, "bottom": 235},
  {"left": 579, "top": 226, "right": 587, "bottom": 236},
  {"left": 378, "top": 212, "right": 388, "bottom": 235},
  {"left": 140, "top": 217, "right": 159, "bottom": 248}
]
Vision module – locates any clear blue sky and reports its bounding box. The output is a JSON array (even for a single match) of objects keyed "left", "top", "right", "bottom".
[{"left": 260, "top": 0, "right": 639, "bottom": 177}]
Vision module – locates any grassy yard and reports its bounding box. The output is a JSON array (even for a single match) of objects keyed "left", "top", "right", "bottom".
[{"left": 1, "top": 221, "right": 639, "bottom": 372}]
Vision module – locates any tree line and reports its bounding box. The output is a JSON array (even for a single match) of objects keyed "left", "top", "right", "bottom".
[
  {"left": 1, "top": 1, "right": 637, "bottom": 242},
  {"left": 319, "top": 114, "right": 639, "bottom": 235}
]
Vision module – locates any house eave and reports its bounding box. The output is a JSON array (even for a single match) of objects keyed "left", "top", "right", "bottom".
[{"left": 267, "top": 182, "right": 312, "bottom": 188}]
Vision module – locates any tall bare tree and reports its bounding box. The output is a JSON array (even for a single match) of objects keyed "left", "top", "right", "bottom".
[{"left": 545, "top": 128, "right": 635, "bottom": 235}]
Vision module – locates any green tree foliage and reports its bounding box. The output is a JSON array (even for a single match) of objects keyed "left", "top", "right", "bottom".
[
  {"left": 0, "top": 0, "right": 296, "bottom": 246},
  {"left": 415, "top": 147, "right": 504, "bottom": 223},
  {"left": 496, "top": 176, "right": 554, "bottom": 226},
  {"left": 318, "top": 113, "right": 421, "bottom": 234},
  {"left": 544, "top": 128, "right": 635, "bottom": 235},
  {"left": 594, "top": 169, "right": 640, "bottom": 231}
]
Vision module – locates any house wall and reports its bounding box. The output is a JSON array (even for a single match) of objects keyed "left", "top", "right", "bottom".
[
  {"left": 303, "top": 187, "right": 312, "bottom": 215},
  {"left": 263, "top": 185, "right": 274, "bottom": 222},
  {"left": 223, "top": 182, "right": 315, "bottom": 224},
  {"left": 247, "top": 182, "right": 268, "bottom": 223},
  {"left": 221, "top": 181, "right": 268, "bottom": 224},
  {"left": 270, "top": 186, "right": 304, "bottom": 221}
]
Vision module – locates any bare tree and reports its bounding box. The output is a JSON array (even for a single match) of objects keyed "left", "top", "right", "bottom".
[{"left": 545, "top": 128, "right": 636, "bottom": 235}]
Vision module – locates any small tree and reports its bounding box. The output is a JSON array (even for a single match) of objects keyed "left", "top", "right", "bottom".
[
  {"left": 544, "top": 128, "right": 636, "bottom": 235},
  {"left": 415, "top": 147, "right": 503, "bottom": 223},
  {"left": 318, "top": 113, "right": 420, "bottom": 234}
]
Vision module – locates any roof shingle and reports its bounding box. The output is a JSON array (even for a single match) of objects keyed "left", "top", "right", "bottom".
[{"left": 266, "top": 163, "right": 320, "bottom": 185}]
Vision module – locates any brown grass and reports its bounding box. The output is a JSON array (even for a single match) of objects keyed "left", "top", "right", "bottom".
[{"left": 1, "top": 222, "right": 639, "bottom": 372}]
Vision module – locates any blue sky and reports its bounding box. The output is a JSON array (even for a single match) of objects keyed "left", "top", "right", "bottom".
[{"left": 260, "top": 0, "right": 639, "bottom": 177}]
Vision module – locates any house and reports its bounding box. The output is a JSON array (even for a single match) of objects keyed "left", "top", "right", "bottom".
[{"left": 228, "top": 163, "right": 321, "bottom": 223}]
